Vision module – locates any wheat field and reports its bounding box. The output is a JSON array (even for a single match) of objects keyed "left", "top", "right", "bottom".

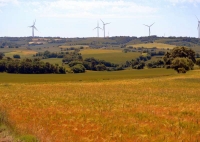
[{"left": 0, "top": 71, "right": 200, "bottom": 141}]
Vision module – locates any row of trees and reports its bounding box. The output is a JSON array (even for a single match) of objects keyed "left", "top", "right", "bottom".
[
  {"left": 0, "top": 58, "right": 66, "bottom": 74},
  {"left": 68, "top": 57, "right": 122, "bottom": 73},
  {"left": 34, "top": 50, "right": 66, "bottom": 59}
]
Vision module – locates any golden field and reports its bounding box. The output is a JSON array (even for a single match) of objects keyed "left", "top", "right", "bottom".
[
  {"left": 0, "top": 70, "right": 200, "bottom": 141},
  {"left": 128, "top": 43, "right": 176, "bottom": 49}
]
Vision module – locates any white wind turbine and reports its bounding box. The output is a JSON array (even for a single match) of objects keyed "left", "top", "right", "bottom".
[
  {"left": 93, "top": 21, "right": 102, "bottom": 37},
  {"left": 143, "top": 23, "right": 155, "bottom": 36},
  {"left": 195, "top": 15, "right": 200, "bottom": 38},
  {"left": 101, "top": 19, "right": 110, "bottom": 38},
  {"left": 29, "top": 20, "right": 38, "bottom": 37}
]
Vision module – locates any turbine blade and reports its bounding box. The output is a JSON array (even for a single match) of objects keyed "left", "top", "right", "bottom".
[
  {"left": 195, "top": 15, "right": 199, "bottom": 21},
  {"left": 34, "top": 27, "right": 38, "bottom": 31},
  {"left": 100, "top": 19, "right": 104, "bottom": 24},
  {"left": 150, "top": 23, "right": 155, "bottom": 27},
  {"left": 105, "top": 23, "right": 110, "bottom": 25},
  {"left": 143, "top": 24, "right": 149, "bottom": 27},
  {"left": 93, "top": 27, "right": 97, "bottom": 30}
]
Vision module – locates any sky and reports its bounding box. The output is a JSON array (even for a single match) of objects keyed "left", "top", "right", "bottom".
[{"left": 0, "top": 0, "right": 200, "bottom": 38}]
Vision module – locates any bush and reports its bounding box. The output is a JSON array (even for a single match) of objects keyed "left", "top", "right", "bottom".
[
  {"left": 13, "top": 54, "right": 21, "bottom": 59},
  {"left": 132, "top": 61, "right": 145, "bottom": 69},
  {"left": 95, "top": 64, "right": 107, "bottom": 71},
  {"left": 71, "top": 64, "right": 86, "bottom": 73},
  {"left": 69, "top": 61, "right": 83, "bottom": 67}
]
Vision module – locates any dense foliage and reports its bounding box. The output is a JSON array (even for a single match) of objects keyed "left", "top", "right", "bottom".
[
  {"left": 13, "top": 54, "right": 21, "bottom": 59},
  {"left": 34, "top": 50, "right": 66, "bottom": 59},
  {"left": 71, "top": 64, "right": 86, "bottom": 73},
  {"left": 146, "top": 60, "right": 165, "bottom": 68},
  {"left": 62, "top": 51, "right": 83, "bottom": 63},
  {"left": 0, "top": 58, "right": 66, "bottom": 74},
  {"left": 196, "top": 58, "right": 200, "bottom": 68},
  {"left": 163, "top": 47, "right": 196, "bottom": 73},
  {"left": 0, "top": 52, "right": 4, "bottom": 60}
]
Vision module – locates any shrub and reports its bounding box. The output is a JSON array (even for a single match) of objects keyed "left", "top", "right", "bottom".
[
  {"left": 71, "top": 64, "right": 86, "bottom": 73},
  {"left": 69, "top": 61, "right": 83, "bottom": 67},
  {"left": 13, "top": 54, "right": 21, "bottom": 59}
]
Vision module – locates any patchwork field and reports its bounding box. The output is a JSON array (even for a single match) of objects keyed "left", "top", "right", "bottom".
[{"left": 0, "top": 69, "right": 200, "bottom": 141}]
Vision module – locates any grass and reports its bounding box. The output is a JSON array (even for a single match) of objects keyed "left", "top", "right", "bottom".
[
  {"left": 0, "top": 68, "right": 176, "bottom": 83},
  {"left": 4, "top": 50, "right": 37, "bottom": 58},
  {"left": 81, "top": 49, "right": 141, "bottom": 64},
  {"left": 128, "top": 42, "right": 176, "bottom": 49},
  {"left": 41, "top": 58, "right": 63, "bottom": 66},
  {"left": 0, "top": 70, "right": 200, "bottom": 141}
]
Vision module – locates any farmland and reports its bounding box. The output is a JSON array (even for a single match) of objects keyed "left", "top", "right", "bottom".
[
  {"left": 0, "top": 69, "right": 200, "bottom": 141},
  {"left": 1, "top": 36, "right": 200, "bottom": 141}
]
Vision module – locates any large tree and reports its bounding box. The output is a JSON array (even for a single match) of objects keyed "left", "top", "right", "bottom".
[
  {"left": 196, "top": 59, "right": 200, "bottom": 68},
  {"left": 163, "top": 47, "right": 196, "bottom": 73}
]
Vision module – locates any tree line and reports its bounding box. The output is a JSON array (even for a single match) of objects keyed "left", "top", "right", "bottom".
[{"left": 0, "top": 58, "right": 66, "bottom": 74}]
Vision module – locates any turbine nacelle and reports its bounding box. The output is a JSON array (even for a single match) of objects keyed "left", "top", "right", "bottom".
[
  {"left": 100, "top": 19, "right": 111, "bottom": 38},
  {"left": 93, "top": 21, "right": 103, "bottom": 37},
  {"left": 143, "top": 22, "right": 155, "bottom": 36},
  {"left": 28, "top": 19, "right": 38, "bottom": 37}
]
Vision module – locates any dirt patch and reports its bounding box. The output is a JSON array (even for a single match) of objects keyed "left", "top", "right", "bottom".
[{"left": 0, "top": 127, "right": 13, "bottom": 142}]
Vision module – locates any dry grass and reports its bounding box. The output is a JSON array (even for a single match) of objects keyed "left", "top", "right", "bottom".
[
  {"left": 0, "top": 71, "right": 200, "bottom": 141},
  {"left": 4, "top": 50, "right": 37, "bottom": 58},
  {"left": 128, "top": 43, "right": 176, "bottom": 49}
]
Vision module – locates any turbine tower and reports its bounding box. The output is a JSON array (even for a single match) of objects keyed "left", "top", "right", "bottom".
[
  {"left": 195, "top": 15, "right": 200, "bottom": 38},
  {"left": 29, "top": 20, "right": 38, "bottom": 37},
  {"left": 100, "top": 19, "right": 110, "bottom": 38},
  {"left": 143, "top": 23, "right": 155, "bottom": 36},
  {"left": 93, "top": 21, "right": 102, "bottom": 37}
]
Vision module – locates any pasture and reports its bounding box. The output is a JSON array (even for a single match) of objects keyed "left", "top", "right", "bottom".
[{"left": 0, "top": 69, "right": 200, "bottom": 141}]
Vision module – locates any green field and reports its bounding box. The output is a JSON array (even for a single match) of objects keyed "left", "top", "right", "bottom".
[
  {"left": 81, "top": 49, "right": 141, "bottom": 64},
  {"left": 0, "top": 68, "right": 176, "bottom": 83}
]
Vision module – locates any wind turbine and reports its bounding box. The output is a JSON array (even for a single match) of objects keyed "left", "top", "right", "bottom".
[
  {"left": 195, "top": 15, "right": 200, "bottom": 38},
  {"left": 143, "top": 23, "right": 155, "bottom": 36},
  {"left": 100, "top": 19, "right": 110, "bottom": 38},
  {"left": 93, "top": 21, "right": 102, "bottom": 37},
  {"left": 29, "top": 20, "right": 38, "bottom": 37}
]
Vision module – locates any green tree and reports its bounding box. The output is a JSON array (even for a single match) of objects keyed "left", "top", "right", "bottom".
[
  {"left": 71, "top": 64, "right": 85, "bottom": 73},
  {"left": 171, "top": 57, "right": 194, "bottom": 73},
  {"left": 163, "top": 47, "right": 196, "bottom": 73},
  {"left": 196, "top": 59, "right": 200, "bottom": 68}
]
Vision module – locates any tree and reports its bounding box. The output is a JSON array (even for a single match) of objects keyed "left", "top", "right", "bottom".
[
  {"left": 132, "top": 61, "right": 145, "bottom": 69},
  {"left": 163, "top": 47, "right": 196, "bottom": 73},
  {"left": 196, "top": 59, "right": 200, "bottom": 68},
  {"left": 0, "top": 52, "right": 4, "bottom": 60},
  {"left": 171, "top": 57, "right": 194, "bottom": 73},
  {"left": 71, "top": 64, "right": 86, "bottom": 73}
]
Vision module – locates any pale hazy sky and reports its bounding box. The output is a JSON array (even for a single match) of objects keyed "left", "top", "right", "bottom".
[{"left": 0, "top": 0, "right": 200, "bottom": 38}]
